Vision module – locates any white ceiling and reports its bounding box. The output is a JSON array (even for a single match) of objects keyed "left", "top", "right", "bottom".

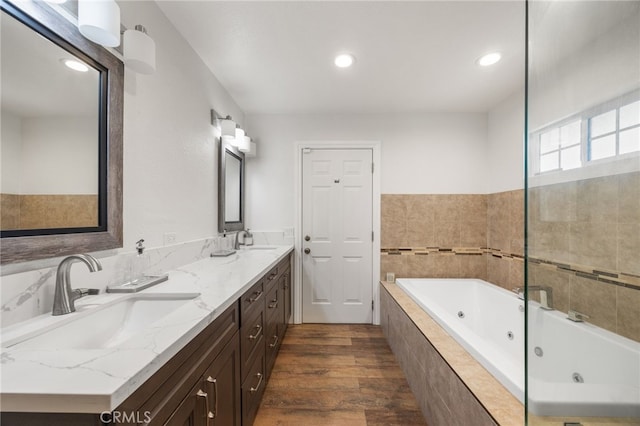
[
  {"left": 157, "top": 1, "right": 527, "bottom": 115},
  {"left": 1, "top": 10, "right": 100, "bottom": 118}
]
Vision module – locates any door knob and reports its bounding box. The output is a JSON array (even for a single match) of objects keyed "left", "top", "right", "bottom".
[
  {"left": 305, "top": 235, "right": 310, "bottom": 241},
  {"left": 304, "top": 248, "right": 311, "bottom": 254}
]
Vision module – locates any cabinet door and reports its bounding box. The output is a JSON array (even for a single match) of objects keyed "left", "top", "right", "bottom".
[
  {"left": 282, "top": 267, "right": 292, "bottom": 330},
  {"left": 164, "top": 381, "right": 208, "bottom": 426},
  {"left": 206, "top": 333, "right": 241, "bottom": 426}
]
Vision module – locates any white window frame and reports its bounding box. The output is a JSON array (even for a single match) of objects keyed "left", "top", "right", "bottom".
[{"left": 530, "top": 90, "right": 640, "bottom": 176}]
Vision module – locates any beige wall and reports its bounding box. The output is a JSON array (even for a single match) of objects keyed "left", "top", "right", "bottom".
[
  {"left": 0, "top": 194, "right": 97, "bottom": 230},
  {"left": 381, "top": 171, "right": 640, "bottom": 342}
]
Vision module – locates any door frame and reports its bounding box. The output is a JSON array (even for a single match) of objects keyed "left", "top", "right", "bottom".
[{"left": 293, "top": 141, "right": 381, "bottom": 325}]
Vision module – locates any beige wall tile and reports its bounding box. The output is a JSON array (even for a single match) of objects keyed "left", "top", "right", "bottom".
[
  {"left": 536, "top": 181, "right": 578, "bottom": 223},
  {"left": 487, "top": 256, "right": 510, "bottom": 290},
  {"left": 570, "top": 275, "right": 617, "bottom": 333},
  {"left": 569, "top": 222, "right": 618, "bottom": 271},
  {"left": 576, "top": 175, "right": 619, "bottom": 223},
  {"left": 460, "top": 221, "right": 487, "bottom": 247},
  {"left": 459, "top": 255, "right": 487, "bottom": 280},
  {"left": 434, "top": 221, "right": 461, "bottom": 247},
  {"left": 381, "top": 255, "right": 408, "bottom": 280},
  {"left": 509, "top": 260, "right": 524, "bottom": 291},
  {"left": 618, "top": 171, "right": 640, "bottom": 224},
  {"left": 528, "top": 221, "right": 571, "bottom": 263},
  {"left": 529, "top": 264, "right": 571, "bottom": 314},
  {"left": 381, "top": 195, "right": 408, "bottom": 247},
  {"left": 433, "top": 195, "right": 462, "bottom": 222},
  {"left": 618, "top": 223, "right": 640, "bottom": 276},
  {"left": 616, "top": 286, "right": 640, "bottom": 343},
  {"left": 509, "top": 190, "right": 525, "bottom": 255},
  {"left": 1, "top": 193, "right": 21, "bottom": 230}
]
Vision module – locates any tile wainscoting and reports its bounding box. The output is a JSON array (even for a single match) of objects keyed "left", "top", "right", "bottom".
[{"left": 381, "top": 172, "right": 640, "bottom": 343}]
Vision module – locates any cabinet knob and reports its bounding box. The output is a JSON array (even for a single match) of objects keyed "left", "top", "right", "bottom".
[
  {"left": 304, "top": 248, "right": 311, "bottom": 254},
  {"left": 304, "top": 235, "right": 310, "bottom": 241}
]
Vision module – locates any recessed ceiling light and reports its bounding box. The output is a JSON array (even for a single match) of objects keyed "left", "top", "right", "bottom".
[
  {"left": 334, "top": 53, "right": 355, "bottom": 68},
  {"left": 61, "top": 59, "right": 89, "bottom": 72},
  {"left": 476, "top": 52, "right": 502, "bottom": 67}
]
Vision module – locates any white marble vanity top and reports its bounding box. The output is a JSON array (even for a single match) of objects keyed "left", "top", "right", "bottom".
[{"left": 0, "top": 245, "right": 293, "bottom": 413}]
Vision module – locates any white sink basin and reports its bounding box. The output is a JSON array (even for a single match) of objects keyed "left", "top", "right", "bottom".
[
  {"left": 6, "top": 293, "right": 200, "bottom": 350},
  {"left": 241, "top": 246, "right": 277, "bottom": 251}
]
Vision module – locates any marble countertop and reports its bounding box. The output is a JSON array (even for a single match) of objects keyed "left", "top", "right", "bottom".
[{"left": 0, "top": 245, "right": 293, "bottom": 413}]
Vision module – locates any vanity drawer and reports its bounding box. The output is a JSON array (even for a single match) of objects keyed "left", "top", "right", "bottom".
[
  {"left": 241, "top": 350, "right": 266, "bottom": 426},
  {"left": 265, "top": 278, "right": 280, "bottom": 320},
  {"left": 265, "top": 320, "right": 281, "bottom": 379},
  {"left": 240, "top": 307, "right": 265, "bottom": 381},
  {"left": 264, "top": 264, "right": 279, "bottom": 289},
  {"left": 240, "top": 280, "right": 264, "bottom": 323}
]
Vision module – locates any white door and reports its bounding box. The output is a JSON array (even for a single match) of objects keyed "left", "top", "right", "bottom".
[{"left": 301, "top": 148, "right": 373, "bottom": 323}]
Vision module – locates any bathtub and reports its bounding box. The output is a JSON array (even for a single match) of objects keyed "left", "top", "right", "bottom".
[{"left": 395, "top": 278, "right": 640, "bottom": 418}]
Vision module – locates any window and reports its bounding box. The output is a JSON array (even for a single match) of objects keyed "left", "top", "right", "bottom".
[
  {"left": 538, "top": 120, "right": 581, "bottom": 173},
  {"left": 532, "top": 95, "right": 640, "bottom": 175},
  {"left": 589, "top": 100, "right": 640, "bottom": 161}
]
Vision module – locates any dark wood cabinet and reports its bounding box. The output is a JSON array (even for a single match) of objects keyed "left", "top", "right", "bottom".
[{"left": 1, "top": 254, "right": 292, "bottom": 426}]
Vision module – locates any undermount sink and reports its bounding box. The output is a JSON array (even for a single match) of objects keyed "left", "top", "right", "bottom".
[
  {"left": 6, "top": 293, "right": 200, "bottom": 350},
  {"left": 242, "top": 246, "right": 277, "bottom": 251}
]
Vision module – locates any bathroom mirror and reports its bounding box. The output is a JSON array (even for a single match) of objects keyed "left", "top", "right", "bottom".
[
  {"left": 0, "top": 0, "right": 123, "bottom": 264},
  {"left": 218, "top": 138, "right": 245, "bottom": 232}
]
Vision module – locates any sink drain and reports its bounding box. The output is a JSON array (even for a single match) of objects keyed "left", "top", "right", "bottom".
[
  {"left": 457, "top": 311, "right": 465, "bottom": 319},
  {"left": 572, "top": 373, "right": 584, "bottom": 383},
  {"left": 507, "top": 331, "right": 514, "bottom": 340},
  {"left": 534, "top": 346, "right": 543, "bottom": 357}
]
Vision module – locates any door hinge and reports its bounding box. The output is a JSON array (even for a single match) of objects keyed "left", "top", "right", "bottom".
[
  {"left": 372, "top": 300, "right": 374, "bottom": 311},
  {"left": 371, "top": 231, "right": 374, "bottom": 242},
  {"left": 371, "top": 162, "right": 374, "bottom": 173}
]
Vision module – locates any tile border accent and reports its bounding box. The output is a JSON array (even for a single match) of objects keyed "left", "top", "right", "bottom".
[{"left": 380, "top": 246, "right": 640, "bottom": 291}]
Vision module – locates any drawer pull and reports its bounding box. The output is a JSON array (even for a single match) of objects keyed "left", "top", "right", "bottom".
[
  {"left": 269, "top": 335, "right": 279, "bottom": 348},
  {"left": 248, "top": 290, "right": 263, "bottom": 303},
  {"left": 196, "top": 389, "right": 211, "bottom": 424},
  {"left": 206, "top": 376, "right": 217, "bottom": 419},
  {"left": 248, "top": 324, "right": 262, "bottom": 340},
  {"left": 268, "top": 272, "right": 277, "bottom": 281},
  {"left": 250, "top": 372, "right": 264, "bottom": 393},
  {"left": 268, "top": 299, "right": 278, "bottom": 309}
]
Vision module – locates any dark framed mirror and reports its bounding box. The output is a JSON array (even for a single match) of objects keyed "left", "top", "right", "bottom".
[
  {"left": 218, "top": 138, "right": 245, "bottom": 232},
  {"left": 0, "top": 0, "right": 123, "bottom": 264}
]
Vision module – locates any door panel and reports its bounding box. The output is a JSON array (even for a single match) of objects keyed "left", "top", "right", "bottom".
[{"left": 302, "top": 148, "right": 373, "bottom": 323}]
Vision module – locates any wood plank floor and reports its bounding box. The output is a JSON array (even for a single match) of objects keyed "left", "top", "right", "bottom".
[{"left": 254, "top": 324, "right": 428, "bottom": 426}]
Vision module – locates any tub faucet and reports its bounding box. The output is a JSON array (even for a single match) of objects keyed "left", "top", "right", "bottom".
[
  {"left": 527, "top": 286, "right": 553, "bottom": 310},
  {"left": 52, "top": 254, "right": 102, "bottom": 316},
  {"left": 511, "top": 286, "right": 553, "bottom": 310},
  {"left": 567, "top": 310, "right": 590, "bottom": 322},
  {"left": 512, "top": 287, "right": 525, "bottom": 300}
]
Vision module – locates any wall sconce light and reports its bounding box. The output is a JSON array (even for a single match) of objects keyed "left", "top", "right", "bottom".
[
  {"left": 234, "top": 128, "right": 245, "bottom": 147},
  {"left": 238, "top": 135, "right": 250, "bottom": 152},
  {"left": 123, "top": 25, "right": 156, "bottom": 75},
  {"left": 211, "top": 109, "right": 237, "bottom": 138},
  {"left": 78, "top": 0, "right": 121, "bottom": 47},
  {"left": 239, "top": 136, "right": 257, "bottom": 157}
]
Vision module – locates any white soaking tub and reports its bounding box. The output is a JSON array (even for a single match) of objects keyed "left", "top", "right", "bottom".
[{"left": 395, "top": 278, "right": 640, "bottom": 418}]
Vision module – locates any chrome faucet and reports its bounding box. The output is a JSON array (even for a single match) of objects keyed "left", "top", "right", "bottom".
[
  {"left": 567, "top": 310, "right": 590, "bottom": 322},
  {"left": 511, "top": 286, "right": 553, "bottom": 310},
  {"left": 234, "top": 229, "right": 253, "bottom": 250},
  {"left": 52, "top": 254, "right": 102, "bottom": 316}
]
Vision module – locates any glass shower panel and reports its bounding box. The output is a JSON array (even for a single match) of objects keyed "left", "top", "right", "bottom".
[{"left": 526, "top": 1, "right": 640, "bottom": 424}]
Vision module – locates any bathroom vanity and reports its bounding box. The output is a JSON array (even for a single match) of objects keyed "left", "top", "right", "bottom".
[{"left": 0, "top": 246, "right": 293, "bottom": 426}]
